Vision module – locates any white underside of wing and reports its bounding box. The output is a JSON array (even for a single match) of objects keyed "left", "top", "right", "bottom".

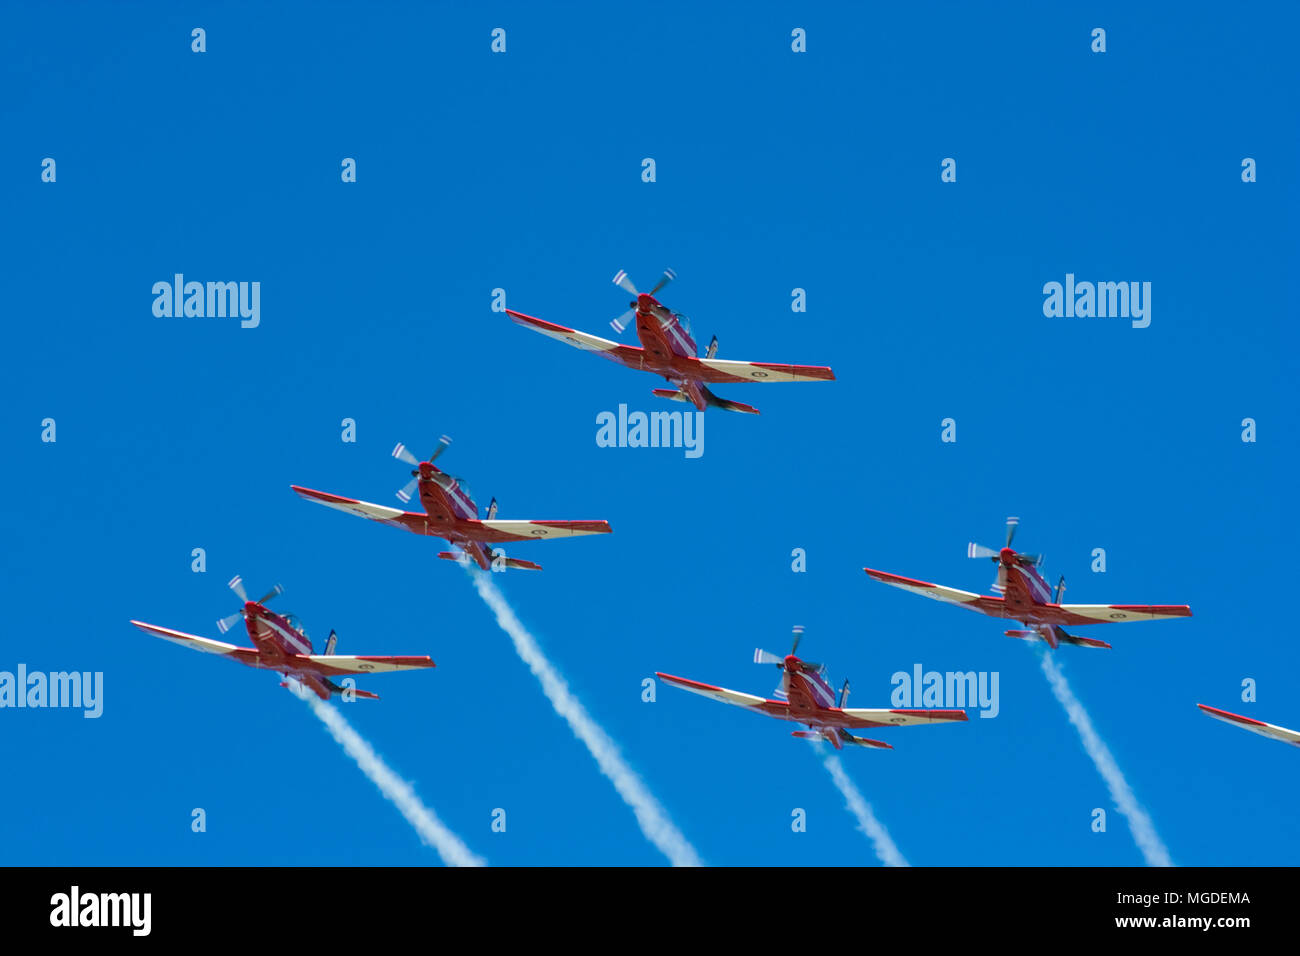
[
  {"left": 1058, "top": 604, "right": 1182, "bottom": 622},
  {"left": 841, "top": 708, "right": 961, "bottom": 727},
  {"left": 130, "top": 621, "right": 245, "bottom": 655},
  {"left": 476, "top": 520, "right": 606, "bottom": 538},
  {"left": 301, "top": 655, "right": 430, "bottom": 673},
  {"left": 659, "top": 675, "right": 770, "bottom": 710},
  {"left": 695, "top": 359, "right": 827, "bottom": 382}
]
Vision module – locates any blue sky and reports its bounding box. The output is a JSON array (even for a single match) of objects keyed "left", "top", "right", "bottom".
[{"left": 2, "top": 3, "right": 1296, "bottom": 865}]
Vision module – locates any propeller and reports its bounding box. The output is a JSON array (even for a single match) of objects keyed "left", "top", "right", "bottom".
[
  {"left": 610, "top": 268, "right": 676, "bottom": 333},
  {"left": 393, "top": 435, "right": 452, "bottom": 503},
  {"left": 216, "top": 575, "right": 283, "bottom": 633},
  {"left": 755, "top": 626, "right": 819, "bottom": 671},
  {"left": 968, "top": 516, "right": 1041, "bottom": 566}
]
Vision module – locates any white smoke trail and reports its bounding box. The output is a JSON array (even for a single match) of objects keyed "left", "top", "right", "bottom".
[
  {"left": 1039, "top": 651, "right": 1172, "bottom": 867},
  {"left": 822, "top": 752, "right": 909, "bottom": 867},
  {"left": 470, "top": 570, "right": 702, "bottom": 867},
  {"left": 290, "top": 681, "right": 484, "bottom": 867}
]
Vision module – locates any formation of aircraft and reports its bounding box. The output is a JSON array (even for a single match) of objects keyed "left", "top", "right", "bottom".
[
  {"left": 290, "top": 435, "right": 612, "bottom": 572},
  {"left": 129, "top": 267, "right": 1256, "bottom": 763},
  {"left": 1198, "top": 705, "right": 1300, "bottom": 748},
  {"left": 865, "top": 517, "right": 1192, "bottom": 649},
  {"left": 130, "top": 575, "right": 434, "bottom": 700},
  {"left": 656, "top": 627, "right": 968, "bottom": 750},
  {"left": 506, "top": 269, "right": 835, "bottom": 415}
]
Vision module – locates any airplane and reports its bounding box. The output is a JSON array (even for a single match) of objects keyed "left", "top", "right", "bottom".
[
  {"left": 130, "top": 575, "right": 434, "bottom": 700},
  {"left": 291, "top": 435, "right": 612, "bottom": 572},
  {"left": 864, "top": 517, "right": 1192, "bottom": 649},
  {"left": 655, "top": 626, "right": 968, "bottom": 750},
  {"left": 505, "top": 268, "right": 835, "bottom": 415},
  {"left": 1198, "top": 704, "right": 1300, "bottom": 748}
]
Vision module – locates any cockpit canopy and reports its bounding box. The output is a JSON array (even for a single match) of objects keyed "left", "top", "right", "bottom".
[{"left": 284, "top": 613, "right": 309, "bottom": 643}]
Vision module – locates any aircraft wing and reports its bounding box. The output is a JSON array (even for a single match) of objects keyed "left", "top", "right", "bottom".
[
  {"left": 465, "top": 519, "right": 613, "bottom": 543},
  {"left": 689, "top": 358, "right": 836, "bottom": 384},
  {"left": 839, "top": 707, "right": 969, "bottom": 729},
  {"left": 1198, "top": 704, "right": 1300, "bottom": 747},
  {"left": 294, "top": 655, "right": 435, "bottom": 676},
  {"left": 130, "top": 621, "right": 260, "bottom": 665},
  {"left": 655, "top": 672, "right": 789, "bottom": 719},
  {"left": 506, "top": 310, "right": 647, "bottom": 369},
  {"left": 1054, "top": 603, "right": 1193, "bottom": 624},
  {"left": 291, "top": 486, "right": 425, "bottom": 533},
  {"left": 864, "top": 568, "right": 1004, "bottom": 616}
]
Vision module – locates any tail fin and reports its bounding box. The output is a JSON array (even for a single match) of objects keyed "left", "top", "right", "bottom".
[{"left": 323, "top": 630, "right": 338, "bottom": 656}]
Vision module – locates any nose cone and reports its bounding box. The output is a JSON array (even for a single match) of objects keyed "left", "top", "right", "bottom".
[
  {"left": 244, "top": 601, "right": 260, "bottom": 615},
  {"left": 419, "top": 462, "right": 434, "bottom": 477},
  {"left": 999, "top": 547, "right": 1017, "bottom": 565},
  {"left": 637, "top": 293, "right": 654, "bottom": 310},
  {"left": 784, "top": 654, "right": 800, "bottom": 670}
]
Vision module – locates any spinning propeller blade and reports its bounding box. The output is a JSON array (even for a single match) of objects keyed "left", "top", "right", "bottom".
[
  {"left": 612, "top": 269, "right": 638, "bottom": 296},
  {"left": 392, "top": 443, "right": 419, "bottom": 466},
  {"left": 396, "top": 476, "right": 418, "bottom": 504},
  {"left": 610, "top": 309, "right": 636, "bottom": 333},
  {"left": 227, "top": 575, "right": 248, "bottom": 603},
  {"left": 1005, "top": 516, "right": 1019, "bottom": 548},
  {"left": 256, "top": 584, "right": 284, "bottom": 605},
  {"left": 648, "top": 268, "right": 676, "bottom": 296},
  {"left": 753, "top": 649, "right": 783, "bottom": 665},
  {"left": 216, "top": 611, "right": 243, "bottom": 634},
  {"left": 967, "top": 542, "right": 998, "bottom": 559},
  {"left": 429, "top": 435, "right": 452, "bottom": 463}
]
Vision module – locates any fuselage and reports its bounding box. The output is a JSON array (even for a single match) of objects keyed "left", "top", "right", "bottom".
[
  {"left": 779, "top": 656, "right": 853, "bottom": 730},
  {"left": 414, "top": 462, "right": 495, "bottom": 569},
  {"left": 244, "top": 604, "right": 313, "bottom": 661}
]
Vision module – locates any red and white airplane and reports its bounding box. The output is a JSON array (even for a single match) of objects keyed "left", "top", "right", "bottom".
[
  {"left": 130, "top": 575, "right": 434, "bottom": 700},
  {"left": 1198, "top": 704, "right": 1300, "bottom": 748},
  {"left": 506, "top": 269, "right": 835, "bottom": 415},
  {"left": 864, "top": 517, "right": 1192, "bottom": 649},
  {"left": 656, "top": 627, "right": 968, "bottom": 750},
  {"left": 291, "top": 436, "right": 611, "bottom": 572}
]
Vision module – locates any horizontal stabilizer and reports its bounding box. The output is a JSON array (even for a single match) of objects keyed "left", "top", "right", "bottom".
[
  {"left": 706, "top": 394, "right": 760, "bottom": 415},
  {"left": 499, "top": 556, "right": 543, "bottom": 571},
  {"left": 653, "top": 386, "right": 760, "bottom": 415},
  {"left": 838, "top": 730, "right": 893, "bottom": 750},
  {"left": 1057, "top": 632, "right": 1112, "bottom": 649}
]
